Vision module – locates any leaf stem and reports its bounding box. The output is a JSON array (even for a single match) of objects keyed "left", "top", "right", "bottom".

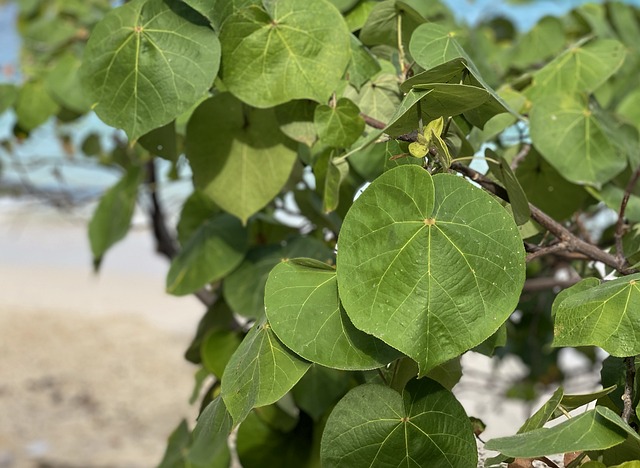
[
  {"left": 450, "top": 155, "right": 500, "bottom": 165},
  {"left": 396, "top": 13, "right": 406, "bottom": 79}
]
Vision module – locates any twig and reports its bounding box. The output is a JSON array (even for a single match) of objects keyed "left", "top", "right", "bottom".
[
  {"left": 522, "top": 277, "right": 580, "bottom": 292},
  {"left": 622, "top": 356, "right": 636, "bottom": 423},
  {"left": 360, "top": 113, "right": 388, "bottom": 130},
  {"left": 525, "top": 242, "right": 568, "bottom": 262},
  {"left": 615, "top": 165, "right": 640, "bottom": 269},
  {"left": 537, "top": 456, "right": 560, "bottom": 468},
  {"left": 510, "top": 143, "right": 531, "bottom": 171}
]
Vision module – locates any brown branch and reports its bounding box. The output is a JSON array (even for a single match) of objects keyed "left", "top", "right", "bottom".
[
  {"left": 622, "top": 356, "right": 637, "bottom": 423},
  {"left": 510, "top": 143, "right": 531, "bottom": 171},
  {"left": 615, "top": 166, "right": 640, "bottom": 269},
  {"left": 525, "top": 242, "right": 568, "bottom": 262},
  {"left": 144, "top": 159, "right": 223, "bottom": 312},
  {"left": 523, "top": 277, "right": 580, "bottom": 292}
]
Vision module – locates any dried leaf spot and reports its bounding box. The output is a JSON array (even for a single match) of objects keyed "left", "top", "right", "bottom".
[
  {"left": 631, "top": 280, "right": 637, "bottom": 285},
  {"left": 401, "top": 416, "right": 410, "bottom": 422},
  {"left": 424, "top": 218, "right": 436, "bottom": 226},
  {"left": 133, "top": 25, "right": 143, "bottom": 34}
]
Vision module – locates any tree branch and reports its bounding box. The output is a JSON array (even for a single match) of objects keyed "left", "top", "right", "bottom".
[
  {"left": 622, "top": 356, "right": 637, "bottom": 423},
  {"left": 615, "top": 165, "right": 640, "bottom": 269}
]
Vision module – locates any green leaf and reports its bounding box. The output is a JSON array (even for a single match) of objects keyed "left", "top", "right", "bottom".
[
  {"left": 527, "top": 38, "right": 626, "bottom": 101},
  {"left": 138, "top": 121, "right": 178, "bottom": 161},
  {"left": 15, "top": 80, "right": 60, "bottom": 131},
  {"left": 80, "top": 0, "right": 221, "bottom": 140},
  {"left": 530, "top": 93, "right": 628, "bottom": 187},
  {"left": 275, "top": 100, "right": 318, "bottom": 147},
  {"left": 158, "top": 420, "right": 191, "bottom": 468},
  {"left": 292, "top": 365, "right": 351, "bottom": 421},
  {"left": 519, "top": 387, "right": 563, "bottom": 433},
  {"left": 347, "top": 34, "right": 381, "bottom": 90},
  {"left": 45, "top": 53, "right": 91, "bottom": 113},
  {"left": 265, "top": 258, "right": 401, "bottom": 370},
  {"left": 182, "top": 0, "right": 259, "bottom": 31},
  {"left": 344, "top": 73, "right": 401, "bottom": 126},
  {"left": 186, "top": 93, "right": 297, "bottom": 223},
  {"left": 321, "top": 378, "right": 477, "bottom": 467},
  {"left": 337, "top": 165, "right": 525, "bottom": 373},
  {"left": 0, "top": 84, "right": 17, "bottom": 114},
  {"left": 187, "top": 397, "right": 232, "bottom": 467},
  {"left": 201, "top": 329, "right": 242, "bottom": 378},
  {"left": 323, "top": 158, "right": 350, "bottom": 213},
  {"left": 223, "top": 237, "right": 334, "bottom": 319},
  {"left": 176, "top": 191, "right": 219, "bottom": 245},
  {"left": 485, "top": 406, "right": 637, "bottom": 458},
  {"left": 314, "top": 98, "right": 365, "bottom": 148},
  {"left": 166, "top": 214, "right": 248, "bottom": 296},
  {"left": 516, "top": 147, "right": 588, "bottom": 220},
  {"left": 553, "top": 273, "right": 640, "bottom": 356},
  {"left": 219, "top": 0, "right": 351, "bottom": 108},
  {"left": 236, "top": 404, "right": 316, "bottom": 468},
  {"left": 560, "top": 385, "right": 617, "bottom": 413},
  {"left": 88, "top": 167, "right": 142, "bottom": 268},
  {"left": 509, "top": 16, "right": 566, "bottom": 70},
  {"left": 221, "top": 317, "right": 311, "bottom": 425},
  {"left": 409, "top": 23, "right": 469, "bottom": 71},
  {"left": 486, "top": 149, "right": 531, "bottom": 225}
]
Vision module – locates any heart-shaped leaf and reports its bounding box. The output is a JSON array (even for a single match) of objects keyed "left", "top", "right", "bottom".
[
  {"left": 485, "top": 406, "right": 638, "bottom": 458},
  {"left": 80, "top": 0, "right": 221, "bottom": 140},
  {"left": 219, "top": 0, "right": 351, "bottom": 108},
  {"left": 265, "top": 258, "right": 401, "bottom": 370},
  {"left": 221, "top": 317, "right": 311, "bottom": 426},
  {"left": 553, "top": 273, "right": 640, "bottom": 356},
  {"left": 527, "top": 38, "right": 626, "bottom": 102},
  {"left": 314, "top": 98, "right": 365, "bottom": 148},
  {"left": 530, "top": 93, "right": 627, "bottom": 187},
  {"left": 166, "top": 213, "right": 248, "bottom": 296},
  {"left": 321, "top": 378, "right": 477, "bottom": 467},
  {"left": 337, "top": 165, "right": 525, "bottom": 373},
  {"left": 186, "top": 93, "right": 297, "bottom": 223}
]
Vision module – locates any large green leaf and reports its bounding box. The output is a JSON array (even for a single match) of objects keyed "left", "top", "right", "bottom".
[
  {"left": 219, "top": 0, "right": 351, "bottom": 108},
  {"left": 347, "top": 34, "right": 381, "bottom": 89},
  {"left": 553, "top": 273, "right": 640, "bottom": 356},
  {"left": 516, "top": 147, "right": 588, "bottom": 221},
  {"left": 485, "top": 406, "right": 637, "bottom": 458},
  {"left": 221, "top": 317, "right": 311, "bottom": 425},
  {"left": 80, "top": 0, "right": 221, "bottom": 140},
  {"left": 265, "top": 258, "right": 401, "bottom": 370},
  {"left": 187, "top": 397, "right": 232, "bottom": 467},
  {"left": 88, "top": 167, "right": 142, "bottom": 268},
  {"left": 527, "top": 38, "right": 626, "bottom": 102},
  {"left": 45, "top": 53, "right": 91, "bottom": 113},
  {"left": 314, "top": 98, "right": 365, "bottom": 148},
  {"left": 343, "top": 73, "right": 401, "bottom": 126},
  {"left": 186, "top": 93, "right": 297, "bottom": 223},
  {"left": 336, "top": 165, "right": 525, "bottom": 374},
  {"left": 509, "top": 16, "right": 566, "bottom": 70},
  {"left": 166, "top": 214, "right": 248, "bottom": 296},
  {"left": 529, "top": 93, "right": 627, "bottom": 187},
  {"left": 223, "top": 237, "right": 334, "bottom": 319},
  {"left": 321, "top": 378, "right": 477, "bottom": 467}
]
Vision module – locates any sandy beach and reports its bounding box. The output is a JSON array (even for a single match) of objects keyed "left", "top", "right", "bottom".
[{"left": 0, "top": 201, "right": 204, "bottom": 467}]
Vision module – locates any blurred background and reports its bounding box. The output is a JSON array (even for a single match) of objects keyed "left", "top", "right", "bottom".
[{"left": 0, "top": 0, "right": 637, "bottom": 467}]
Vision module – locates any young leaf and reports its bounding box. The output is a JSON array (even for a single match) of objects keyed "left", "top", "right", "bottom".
[
  {"left": 166, "top": 214, "right": 248, "bottom": 296},
  {"left": 221, "top": 317, "right": 311, "bottom": 426},
  {"left": 337, "top": 165, "right": 525, "bottom": 374},
  {"left": 321, "top": 378, "right": 477, "bottom": 467},
  {"left": 265, "top": 258, "right": 401, "bottom": 370},
  {"left": 314, "top": 98, "right": 365, "bottom": 148},
  {"left": 186, "top": 93, "right": 297, "bottom": 223},
  {"left": 553, "top": 273, "right": 640, "bottom": 356},
  {"left": 89, "top": 167, "right": 142, "bottom": 269},
  {"left": 485, "top": 406, "right": 638, "bottom": 458},
  {"left": 219, "top": 0, "right": 350, "bottom": 108},
  {"left": 79, "top": 0, "right": 221, "bottom": 140}
]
